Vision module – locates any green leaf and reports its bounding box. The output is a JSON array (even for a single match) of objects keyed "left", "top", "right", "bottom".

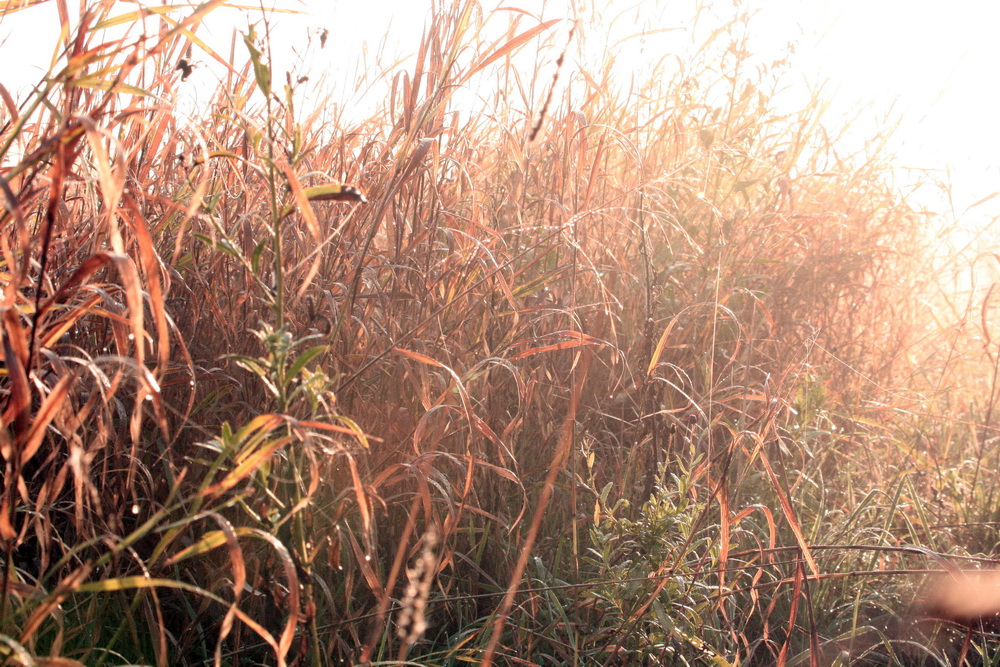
[
  {"left": 229, "top": 355, "right": 280, "bottom": 397},
  {"left": 165, "top": 530, "right": 228, "bottom": 565},
  {"left": 210, "top": 435, "right": 295, "bottom": 495},
  {"left": 76, "top": 577, "right": 209, "bottom": 596},
  {"left": 251, "top": 240, "right": 267, "bottom": 273},
  {"left": 70, "top": 76, "right": 151, "bottom": 97},
  {"left": 193, "top": 233, "right": 240, "bottom": 258},
  {"left": 228, "top": 355, "right": 269, "bottom": 380},
  {"left": 334, "top": 415, "right": 369, "bottom": 449},
  {"left": 243, "top": 25, "right": 271, "bottom": 97},
  {"left": 286, "top": 345, "right": 327, "bottom": 380}
]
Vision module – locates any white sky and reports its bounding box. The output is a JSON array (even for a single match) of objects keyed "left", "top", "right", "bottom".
[
  {"left": 756, "top": 1, "right": 1000, "bottom": 226},
  {"left": 1, "top": 0, "right": 998, "bottom": 226}
]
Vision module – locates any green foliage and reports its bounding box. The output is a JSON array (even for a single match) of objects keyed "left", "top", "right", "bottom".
[{"left": 580, "top": 464, "right": 733, "bottom": 664}]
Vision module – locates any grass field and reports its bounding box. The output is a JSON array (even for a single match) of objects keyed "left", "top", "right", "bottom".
[{"left": 2, "top": 1, "right": 1000, "bottom": 665}]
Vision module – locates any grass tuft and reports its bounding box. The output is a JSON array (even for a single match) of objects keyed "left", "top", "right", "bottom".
[{"left": 0, "top": 1, "right": 996, "bottom": 665}]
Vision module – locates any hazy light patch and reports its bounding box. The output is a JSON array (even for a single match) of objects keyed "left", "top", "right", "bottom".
[
  {"left": 1, "top": 0, "right": 995, "bottom": 229},
  {"left": 755, "top": 0, "right": 1000, "bottom": 231},
  {"left": 259, "top": 1, "right": 430, "bottom": 123},
  {"left": 0, "top": 1, "right": 62, "bottom": 98}
]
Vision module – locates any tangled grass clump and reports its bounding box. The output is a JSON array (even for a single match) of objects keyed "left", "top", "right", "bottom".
[{"left": 0, "top": 1, "right": 996, "bottom": 665}]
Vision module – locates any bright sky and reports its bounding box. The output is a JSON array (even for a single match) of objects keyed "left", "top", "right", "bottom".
[
  {"left": 756, "top": 1, "right": 1000, "bottom": 228},
  {"left": 1, "top": 0, "right": 997, "bottom": 227}
]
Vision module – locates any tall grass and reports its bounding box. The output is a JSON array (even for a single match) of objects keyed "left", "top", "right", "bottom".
[{"left": 0, "top": 1, "right": 997, "bottom": 665}]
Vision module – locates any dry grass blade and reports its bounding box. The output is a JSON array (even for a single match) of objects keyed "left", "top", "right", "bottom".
[
  {"left": 482, "top": 348, "right": 592, "bottom": 665},
  {"left": 16, "top": 372, "right": 72, "bottom": 465},
  {"left": 203, "top": 434, "right": 295, "bottom": 497},
  {"left": 359, "top": 493, "right": 424, "bottom": 664},
  {"left": 464, "top": 18, "right": 562, "bottom": 82},
  {"left": 776, "top": 562, "right": 804, "bottom": 667},
  {"left": 0, "top": 0, "right": 49, "bottom": 14},
  {"left": 752, "top": 435, "right": 820, "bottom": 578},
  {"left": 18, "top": 565, "right": 91, "bottom": 644},
  {"left": 509, "top": 330, "right": 604, "bottom": 359},
  {"left": 2, "top": 308, "right": 32, "bottom": 439},
  {"left": 35, "top": 658, "right": 88, "bottom": 667}
]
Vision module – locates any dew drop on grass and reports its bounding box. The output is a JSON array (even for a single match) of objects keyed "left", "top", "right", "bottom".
[{"left": 365, "top": 554, "right": 371, "bottom": 562}]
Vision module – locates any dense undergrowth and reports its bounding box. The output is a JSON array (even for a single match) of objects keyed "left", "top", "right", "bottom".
[{"left": 1, "top": 1, "right": 999, "bottom": 665}]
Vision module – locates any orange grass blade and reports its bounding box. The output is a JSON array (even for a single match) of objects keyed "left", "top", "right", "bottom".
[
  {"left": 2, "top": 309, "right": 31, "bottom": 440},
  {"left": 18, "top": 565, "right": 92, "bottom": 645},
  {"left": 753, "top": 437, "right": 820, "bottom": 577},
  {"left": 393, "top": 346, "right": 445, "bottom": 368},
  {"left": 465, "top": 19, "right": 561, "bottom": 81},
  {"left": 300, "top": 418, "right": 374, "bottom": 447},
  {"left": 776, "top": 562, "right": 804, "bottom": 667},
  {"left": 203, "top": 436, "right": 294, "bottom": 497},
  {"left": 347, "top": 453, "right": 371, "bottom": 535},
  {"left": 647, "top": 314, "right": 681, "bottom": 375},
  {"left": 346, "top": 527, "right": 382, "bottom": 595},
  {"left": 510, "top": 330, "right": 604, "bottom": 360},
  {"left": 17, "top": 373, "right": 72, "bottom": 466}
]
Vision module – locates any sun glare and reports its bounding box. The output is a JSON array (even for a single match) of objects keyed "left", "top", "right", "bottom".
[
  {"left": 757, "top": 1, "right": 1000, "bottom": 235},
  {"left": 282, "top": 1, "right": 997, "bottom": 228},
  {"left": 1, "top": 1, "right": 996, "bottom": 227},
  {"left": 0, "top": 0, "right": 1000, "bottom": 249}
]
